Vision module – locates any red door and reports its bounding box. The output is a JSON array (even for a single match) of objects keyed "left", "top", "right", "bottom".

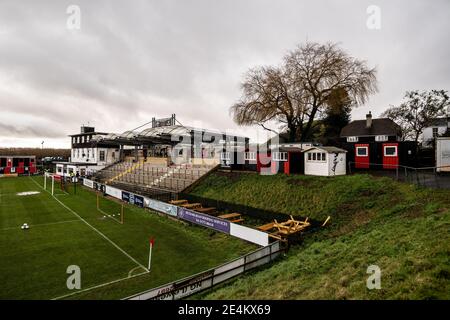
[
  {"left": 382, "top": 143, "right": 399, "bottom": 169},
  {"left": 17, "top": 161, "right": 25, "bottom": 174},
  {"left": 30, "top": 159, "right": 36, "bottom": 174},
  {"left": 5, "top": 158, "right": 12, "bottom": 174},
  {"left": 355, "top": 144, "right": 370, "bottom": 168},
  {"left": 257, "top": 153, "right": 271, "bottom": 173}
]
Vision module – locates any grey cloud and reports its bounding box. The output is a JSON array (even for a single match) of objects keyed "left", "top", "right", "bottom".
[{"left": 0, "top": 0, "right": 449, "bottom": 146}]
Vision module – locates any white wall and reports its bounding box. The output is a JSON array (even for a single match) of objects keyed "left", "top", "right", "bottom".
[
  {"left": 327, "top": 152, "right": 346, "bottom": 176},
  {"left": 304, "top": 151, "right": 346, "bottom": 176},
  {"left": 304, "top": 152, "right": 329, "bottom": 176},
  {"left": 70, "top": 147, "right": 119, "bottom": 165},
  {"left": 436, "top": 138, "right": 450, "bottom": 172}
]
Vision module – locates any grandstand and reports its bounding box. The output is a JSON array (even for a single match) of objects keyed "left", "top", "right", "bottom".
[{"left": 90, "top": 115, "right": 247, "bottom": 197}]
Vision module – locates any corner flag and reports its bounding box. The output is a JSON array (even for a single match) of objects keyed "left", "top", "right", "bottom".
[{"left": 148, "top": 237, "right": 155, "bottom": 271}]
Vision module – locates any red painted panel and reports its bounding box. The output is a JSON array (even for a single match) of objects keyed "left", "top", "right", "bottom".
[
  {"left": 17, "top": 163, "right": 24, "bottom": 174},
  {"left": 257, "top": 153, "right": 271, "bottom": 173},
  {"left": 30, "top": 167, "right": 37, "bottom": 174},
  {"left": 382, "top": 143, "right": 399, "bottom": 169},
  {"left": 284, "top": 154, "right": 290, "bottom": 175},
  {"left": 355, "top": 144, "right": 370, "bottom": 169}
]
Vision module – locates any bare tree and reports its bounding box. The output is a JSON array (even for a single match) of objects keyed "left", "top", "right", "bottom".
[
  {"left": 231, "top": 42, "right": 378, "bottom": 142},
  {"left": 382, "top": 90, "right": 449, "bottom": 144}
]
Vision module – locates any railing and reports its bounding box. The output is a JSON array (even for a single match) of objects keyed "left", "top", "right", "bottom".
[
  {"left": 125, "top": 241, "right": 284, "bottom": 300},
  {"left": 348, "top": 161, "right": 450, "bottom": 189}
]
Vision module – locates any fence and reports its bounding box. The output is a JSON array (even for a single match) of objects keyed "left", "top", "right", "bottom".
[
  {"left": 125, "top": 241, "right": 284, "bottom": 300},
  {"left": 348, "top": 162, "right": 450, "bottom": 189}
]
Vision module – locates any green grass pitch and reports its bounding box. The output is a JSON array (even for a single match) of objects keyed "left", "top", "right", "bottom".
[{"left": 0, "top": 176, "right": 255, "bottom": 300}]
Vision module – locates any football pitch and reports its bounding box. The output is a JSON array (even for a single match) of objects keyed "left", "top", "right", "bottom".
[{"left": 0, "top": 176, "right": 255, "bottom": 300}]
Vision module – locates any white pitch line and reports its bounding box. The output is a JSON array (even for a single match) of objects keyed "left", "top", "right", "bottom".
[
  {"left": 51, "top": 269, "right": 149, "bottom": 300},
  {"left": 97, "top": 207, "right": 122, "bottom": 225},
  {"left": 0, "top": 219, "right": 82, "bottom": 231},
  {"left": 29, "top": 177, "right": 148, "bottom": 272}
]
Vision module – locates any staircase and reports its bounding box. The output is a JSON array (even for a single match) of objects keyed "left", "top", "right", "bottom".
[{"left": 106, "top": 160, "right": 145, "bottom": 184}]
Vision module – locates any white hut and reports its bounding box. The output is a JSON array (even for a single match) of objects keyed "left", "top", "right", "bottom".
[{"left": 304, "top": 146, "right": 347, "bottom": 176}]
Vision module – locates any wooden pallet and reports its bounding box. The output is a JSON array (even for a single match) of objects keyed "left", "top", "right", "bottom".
[
  {"left": 195, "top": 207, "right": 216, "bottom": 213},
  {"left": 181, "top": 203, "right": 202, "bottom": 209},
  {"left": 169, "top": 199, "right": 188, "bottom": 205}
]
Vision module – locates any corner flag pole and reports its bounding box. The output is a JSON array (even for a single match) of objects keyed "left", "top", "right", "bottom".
[{"left": 148, "top": 238, "right": 154, "bottom": 271}]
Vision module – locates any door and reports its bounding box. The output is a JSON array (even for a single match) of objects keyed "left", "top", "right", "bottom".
[
  {"left": 17, "top": 161, "right": 25, "bottom": 174},
  {"left": 383, "top": 143, "right": 399, "bottom": 169},
  {"left": 355, "top": 144, "right": 370, "bottom": 168}
]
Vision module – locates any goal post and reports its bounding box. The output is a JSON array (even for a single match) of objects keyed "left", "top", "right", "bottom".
[
  {"left": 43, "top": 172, "right": 63, "bottom": 196},
  {"left": 96, "top": 192, "right": 124, "bottom": 225}
]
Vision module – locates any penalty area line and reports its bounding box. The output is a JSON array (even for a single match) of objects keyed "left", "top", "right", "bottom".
[{"left": 29, "top": 177, "right": 148, "bottom": 273}]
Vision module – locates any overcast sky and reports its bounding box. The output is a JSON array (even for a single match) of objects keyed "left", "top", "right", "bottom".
[{"left": 0, "top": 0, "right": 449, "bottom": 148}]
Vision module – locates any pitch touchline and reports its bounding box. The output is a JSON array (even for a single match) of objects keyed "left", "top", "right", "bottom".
[{"left": 29, "top": 177, "right": 148, "bottom": 272}]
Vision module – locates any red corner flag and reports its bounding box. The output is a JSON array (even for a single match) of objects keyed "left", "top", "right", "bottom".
[{"left": 148, "top": 237, "right": 154, "bottom": 271}]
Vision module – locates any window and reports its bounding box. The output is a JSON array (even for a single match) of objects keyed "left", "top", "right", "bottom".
[
  {"left": 375, "top": 135, "right": 388, "bottom": 142},
  {"left": 432, "top": 127, "right": 439, "bottom": 138},
  {"left": 57, "top": 166, "right": 62, "bottom": 173},
  {"left": 221, "top": 152, "right": 231, "bottom": 161},
  {"left": 384, "top": 146, "right": 397, "bottom": 157},
  {"left": 356, "top": 147, "right": 368, "bottom": 156},
  {"left": 244, "top": 152, "right": 256, "bottom": 161},
  {"left": 347, "top": 136, "right": 359, "bottom": 143},
  {"left": 272, "top": 152, "right": 287, "bottom": 161},
  {"left": 99, "top": 151, "right": 105, "bottom": 162},
  {"left": 87, "top": 149, "right": 90, "bottom": 159},
  {"left": 307, "top": 152, "right": 327, "bottom": 162}
]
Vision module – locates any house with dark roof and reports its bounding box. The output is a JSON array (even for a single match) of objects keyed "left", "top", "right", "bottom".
[
  {"left": 340, "top": 112, "right": 416, "bottom": 169},
  {"left": 340, "top": 112, "right": 402, "bottom": 143}
]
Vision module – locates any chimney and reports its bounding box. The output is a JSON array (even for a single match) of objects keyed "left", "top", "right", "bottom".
[{"left": 366, "top": 111, "right": 373, "bottom": 129}]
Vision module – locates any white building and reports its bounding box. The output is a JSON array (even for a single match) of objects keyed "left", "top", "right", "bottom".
[
  {"left": 436, "top": 137, "right": 450, "bottom": 172},
  {"left": 422, "top": 108, "right": 450, "bottom": 147},
  {"left": 422, "top": 118, "right": 450, "bottom": 147},
  {"left": 55, "top": 126, "right": 120, "bottom": 177},
  {"left": 304, "top": 146, "right": 347, "bottom": 176}
]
